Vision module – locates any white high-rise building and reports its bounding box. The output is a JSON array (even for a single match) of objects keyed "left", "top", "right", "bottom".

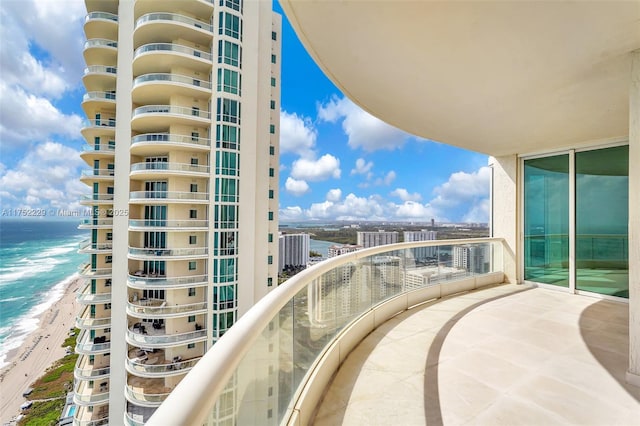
[
  {"left": 278, "top": 233, "right": 310, "bottom": 273},
  {"left": 453, "top": 245, "right": 489, "bottom": 274},
  {"left": 356, "top": 231, "right": 398, "bottom": 248},
  {"left": 403, "top": 230, "right": 437, "bottom": 260},
  {"left": 77, "top": 1, "right": 281, "bottom": 423},
  {"left": 327, "top": 244, "right": 362, "bottom": 258}
]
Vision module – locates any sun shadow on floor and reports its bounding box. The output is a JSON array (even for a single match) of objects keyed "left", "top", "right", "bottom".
[
  {"left": 422, "top": 285, "right": 534, "bottom": 425},
  {"left": 579, "top": 299, "right": 640, "bottom": 403}
]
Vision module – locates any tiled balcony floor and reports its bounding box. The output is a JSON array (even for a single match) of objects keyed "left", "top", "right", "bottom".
[{"left": 313, "top": 284, "right": 640, "bottom": 425}]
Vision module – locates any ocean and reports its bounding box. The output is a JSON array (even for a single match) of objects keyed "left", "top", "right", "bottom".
[{"left": 0, "top": 220, "right": 87, "bottom": 368}]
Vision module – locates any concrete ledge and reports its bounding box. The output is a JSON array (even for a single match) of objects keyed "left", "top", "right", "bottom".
[{"left": 626, "top": 370, "right": 640, "bottom": 388}]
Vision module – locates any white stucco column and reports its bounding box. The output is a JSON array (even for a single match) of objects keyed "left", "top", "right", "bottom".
[
  {"left": 488, "top": 155, "right": 518, "bottom": 284},
  {"left": 627, "top": 50, "right": 640, "bottom": 387}
]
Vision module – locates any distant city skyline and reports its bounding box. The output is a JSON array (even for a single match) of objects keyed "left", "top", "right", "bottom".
[{"left": 0, "top": 0, "right": 490, "bottom": 223}]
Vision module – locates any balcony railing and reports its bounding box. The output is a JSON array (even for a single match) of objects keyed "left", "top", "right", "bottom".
[
  {"left": 82, "top": 119, "right": 116, "bottom": 129},
  {"left": 75, "top": 330, "right": 111, "bottom": 354},
  {"left": 132, "top": 105, "right": 211, "bottom": 120},
  {"left": 134, "top": 43, "right": 212, "bottom": 61},
  {"left": 74, "top": 360, "right": 111, "bottom": 380},
  {"left": 79, "top": 239, "right": 113, "bottom": 251},
  {"left": 126, "top": 301, "right": 207, "bottom": 317},
  {"left": 79, "top": 218, "right": 113, "bottom": 228},
  {"left": 127, "top": 273, "right": 208, "bottom": 288},
  {"left": 81, "top": 144, "right": 115, "bottom": 153},
  {"left": 126, "top": 328, "right": 207, "bottom": 347},
  {"left": 126, "top": 355, "right": 202, "bottom": 377},
  {"left": 84, "top": 39, "right": 118, "bottom": 49},
  {"left": 83, "top": 91, "right": 116, "bottom": 102},
  {"left": 78, "top": 264, "right": 112, "bottom": 278},
  {"left": 136, "top": 13, "right": 212, "bottom": 32},
  {"left": 73, "top": 416, "right": 109, "bottom": 426},
  {"left": 86, "top": 12, "right": 118, "bottom": 23},
  {"left": 133, "top": 73, "right": 212, "bottom": 90},
  {"left": 148, "top": 238, "right": 506, "bottom": 425},
  {"left": 129, "top": 191, "right": 209, "bottom": 202},
  {"left": 131, "top": 133, "right": 210, "bottom": 149},
  {"left": 125, "top": 385, "right": 171, "bottom": 405},
  {"left": 84, "top": 65, "right": 117, "bottom": 75},
  {"left": 130, "top": 162, "right": 209, "bottom": 174},
  {"left": 127, "top": 247, "right": 208, "bottom": 258},
  {"left": 129, "top": 219, "right": 208, "bottom": 229}
]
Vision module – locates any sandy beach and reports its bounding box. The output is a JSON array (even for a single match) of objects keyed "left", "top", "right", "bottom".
[{"left": 0, "top": 276, "right": 81, "bottom": 424}]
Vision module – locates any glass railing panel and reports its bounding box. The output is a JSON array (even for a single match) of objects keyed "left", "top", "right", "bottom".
[
  {"left": 150, "top": 238, "right": 505, "bottom": 426},
  {"left": 85, "top": 39, "right": 118, "bottom": 49},
  {"left": 129, "top": 219, "right": 208, "bottom": 228},
  {"left": 84, "top": 65, "right": 117, "bottom": 75},
  {"left": 131, "top": 133, "right": 210, "bottom": 147},
  {"left": 83, "top": 92, "right": 116, "bottom": 102},
  {"left": 132, "top": 105, "right": 211, "bottom": 119},
  {"left": 134, "top": 43, "right": 212, "bottom": 61},
  {"left": 133, "top": 73, "right": 212, "bottom": 90},
  {"left": 86, "top": 12, "right": 118, "bottom": 22},
  {"left": 136, "top": 13, "right": 212, "bottom": 32},
  {"left": 130, "top": 162, "right": 209, "bottom": 173}
]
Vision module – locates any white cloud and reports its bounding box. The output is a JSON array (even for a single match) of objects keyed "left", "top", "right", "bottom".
[
  {"left": 390, "top": 188, "right": 422, "bottom": 202},
  {"left": 326, "top": 188, "right": 342, "bottom": 202},
  {"left": 431, "top": 167, "right": 491, "bottom": 208},
  {"left": 351, "top": 158, "right": 374, "bottom": 176},
  {"left": 279, "top": 110, "right": 317, "bottom": 158},
  {"left": 374, "top": 170, "right": 396, "bottom": 186},
  {"left": 318, "top": 96, "right": 412, "bottom": 152},
  {"left": 285, "top": 177, "right": 310, "bottom": 196},
  {"left": 0, "top": 141, "right": 88, "bottom": 211},
  {"left": 0, "top": 83, "right": 83, "bottom": 147},
  {"left": 280, "top": 166, "right": 490, "bottom": 223},
  {"left": 0, "top": 0, "right": 85, "bottom": 96},
  {"left": 290, "top": 154, "right": 341, "bottom": 182}
]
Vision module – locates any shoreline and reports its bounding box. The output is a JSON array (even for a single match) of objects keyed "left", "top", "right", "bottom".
[{"left": 0, "top": 275, "right": 81, "bottom": 424}]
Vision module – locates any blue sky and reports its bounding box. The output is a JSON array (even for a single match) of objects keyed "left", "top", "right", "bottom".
[{"left": 0, "top": 0, "right": 490, "bottom": 223}]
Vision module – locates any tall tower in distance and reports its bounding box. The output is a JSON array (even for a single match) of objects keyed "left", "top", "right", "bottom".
[{"left": 77, "top": 1, "right": 281, "bottom": 424}]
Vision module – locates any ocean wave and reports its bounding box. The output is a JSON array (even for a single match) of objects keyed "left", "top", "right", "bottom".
[
  {"left": 0, "top": 260, "right": 60, "bottom": 285},
  {"left": 0, "top": 296, "right": 26, "bottom": 303},
  {"left": 0, "top": 273, "right": 78, "bottom": 369}
]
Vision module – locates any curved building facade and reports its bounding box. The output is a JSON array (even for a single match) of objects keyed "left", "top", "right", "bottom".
[{"left": 77, "top": 1, "right": 281, "bottom": 424}]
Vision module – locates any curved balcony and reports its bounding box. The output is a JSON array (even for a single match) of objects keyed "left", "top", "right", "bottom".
[
  {"left": 80, "top": 143, "right": 115, "bottom": 161},
  {"left": 78, "top": 218, "right": 113, "bottom": 229},
  {"left": 80, "top": 169, "right": 115, "bottom": 184},
  {"left": 78, "top": 263, "right": 112, "bottom": 279},
  {"left": 130, "top": 105, "right": 210, "bottom": 133},
  {"left": 132, "top": 73, "right": 211, "bottom": 104},
  {"left": 126, "top": 327, "right": 207, "bottom": 349},
  {"left": 76, "top": 306, "right": 111, "bottom": 329},
  {"left": 130, "top": 162, "right": 209, "bottom": 179},
  {"left": 78, "top": 239, "right": 113, "bottom": 254},
  {"left": 134, "top": 13, "right": 212, "bottom": 47},
  {"left": 83, "top": 39, "right": 118, "bottom": 65},
  {"left": 124, "top": 411, "right": 145, "bottom": 426},
  {"left": 126, "top": 300, "right": 207, "bottom": 319},
  {"left": 125, "top": 347, "right": 202, "bottom": 378},
  {"left": 129, "top": 219, "right": 208, "bottom": 231},
  {"left": 74, "top": 390, "right": 110, "bottom": 406},
  {"left": 127, "top": 273, "right": 208, "bottom": 290},
  {"left": 75, "top": 330, "right": 111, "bottom": 355},
  {"left": 129, "top": 191, "right": 209, "bottom": 204},
  {"left": 75, "top": 356, "right": 111, "bottom": 380},
  {"left": 76, "top": 286, "right": 111, "bottom": 304},
  {"left": 148, "top": 238, "right": 507, "bottom": 425},
  {"left": 80, "top": 193, "right": 114, "bottom": 206},
  {"left": 82, "top": 92, "right": 116, "bottom": 117},
  {"left": 84, "top": 11, "right": 118, "bottom": 39},
  {"left": 83, "top": 66, "right": 117, "bottom": 92},
  {"left": 73, "top": 416, "right": 109, "bottom": 426},
  {"left": 127, "top": 246, "right": 208, "bottom": 260},
  {"left": 80, "top": 118, "right": 115, "bottom": 141},
  {"left": 132, "top": 43, "right": 212, "bottom": 76},
  {"left": 125, "top": 384, "right": 170, "bottom": 408},
  {"left": 130, "top": 133, "right": 210, "bottom": 155}
]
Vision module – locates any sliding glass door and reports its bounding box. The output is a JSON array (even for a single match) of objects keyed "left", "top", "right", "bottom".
[
  {"left": 524, "top": 155, "right": 570, "bottom": 287},
  {"left": 523, "top": 145, "right": 629, "bottom": 298},
  {"left": 575, "top": 146, "right": 629, "bottom": 297}
]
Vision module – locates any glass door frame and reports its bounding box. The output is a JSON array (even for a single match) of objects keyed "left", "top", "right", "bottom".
[{"left": 518, "top": 140, "right": 629, "bottom": 302}]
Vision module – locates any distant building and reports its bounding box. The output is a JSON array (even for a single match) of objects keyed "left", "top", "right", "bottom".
[
  {"left": 279, "top": 233, "right": 310, "bottom": 273},
  {"left": 357, "top": 231, "right": 398, "bottom": 248},
  {"left": 328, "top": 244, "right": 362, "bottom": 258},
  {"left": 452, "top": 245, "right": 489, "bottom": 274},
  {"left": 403, "top": 230, "right": 437, "bottom": 260}
]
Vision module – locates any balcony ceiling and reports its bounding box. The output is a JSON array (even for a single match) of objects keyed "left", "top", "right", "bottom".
[{"left": 280, "top": 0, "right": 640, "bottom": 156}]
